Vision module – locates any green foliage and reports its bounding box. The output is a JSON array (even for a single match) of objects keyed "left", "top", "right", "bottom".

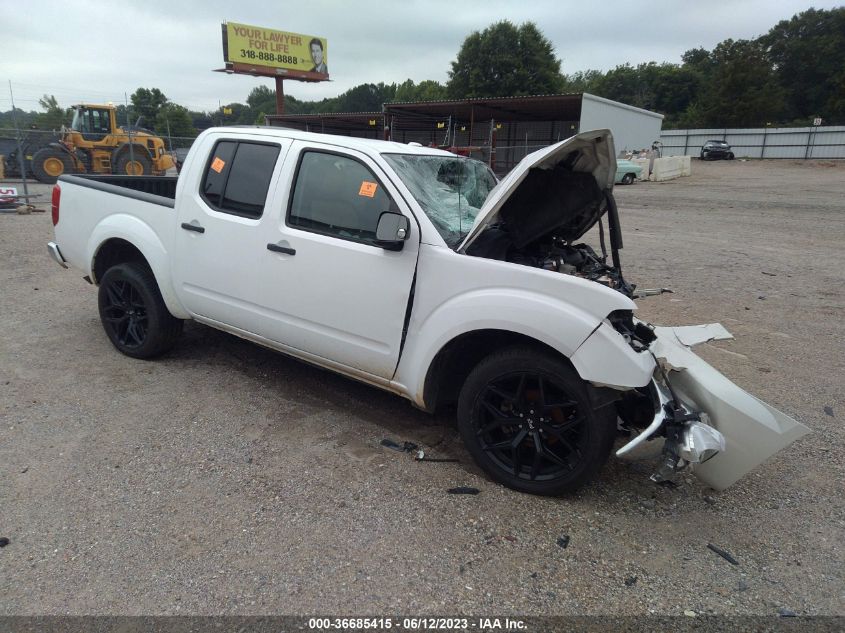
[
  {"left": 447, "top": 21, "right": 563, "bottom": 98},
  {"left": 35, "top": 94, "right": 70, "bottom": 130},
  {"left": 761, "top": 7, "right": 845, "bottom": 121},
  {"left": 154, "top": 103, "right": 195, "bottom": 138},
  {"left": 130, "top": 87, "right": 168, "bottom": 126}
]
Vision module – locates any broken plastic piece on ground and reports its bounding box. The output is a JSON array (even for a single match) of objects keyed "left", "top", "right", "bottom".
[
  {"left": 380, "top": 438, "right": 419, "bottom": 453},
  {"left": 556, "top": 535, "right": 570, "bottom": 549},
  {"left": 707, "top": 542, "right": 739, "bottom": 565},
  {"left": 415, "top": 449, "right": 459, "bottom": 463},
  {"left": 447, "top": 486, "right": 480, "bottom": 495}
]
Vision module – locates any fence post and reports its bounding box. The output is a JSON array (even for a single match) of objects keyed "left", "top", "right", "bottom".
[
  {"left": 683, "top": 130, "right": 689, "bottom": 156},
  {"left": 8, "top": 81, "right": 29, "bottom": 199},
  {"left": 760, "top": 126, "right": 768, "bottom": 159}
]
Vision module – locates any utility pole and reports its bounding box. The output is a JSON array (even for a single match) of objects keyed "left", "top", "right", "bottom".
[
  {"left": 124, "top": 93, "right": 135, "bottom": 171},
  {"left": 8, "top": 81, "right": 29, "bottom": 198}
]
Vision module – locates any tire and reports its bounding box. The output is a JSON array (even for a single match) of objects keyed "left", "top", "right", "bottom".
[
  {"left": 31, "top": 147, "right": 74, "bottom": 184},
  {"left": 727, "top": 152, "right": 735, "bottom": 160},
  {"left": 457, "top": 346, "right": 617, "bottom": 495},
  {"left": 98, "top": 262, "right": 182, "bottom": 359},
  {"left": 114, "top": 152, "right": 152, "bottom": 176},
  {"left": 621, "top": 173, "right": 635, "bottom": 185},
  {"left": 701, "top": 151, "right": 709, "bottom": 160}
]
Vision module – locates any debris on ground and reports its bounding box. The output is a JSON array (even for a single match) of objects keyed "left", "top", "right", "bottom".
[
  {"left": 707, "top": 543, "right": 739, "bottom": 565},
  {"left": 703, "top": 495, "right": 717, "bottom": 505},
  {"left": 624, "top": 576, "right": 638, "bottom": 586},
  {"left": 778, "top": 608, "right": 797, "bottom": 617},
  {"left": 762, "top": 271, "right": 777, "bottom": 276},
  {"left": 823, "top": 406, "right": 834, "bottom": 417},
  {"left": 0, "top": 537, "right": 10, "bottom": 548},
  {"left": 414, "top": 449, "right": 458, "bottom": 463},
  {"left": 684, "top": 610, "right": 697, "bottom": 617},
  {"left": 380, "top": 438, "right": 418, "bottom": 453},
  {"left": 447, "top": 486, "right": 480, "bottom": 495},
  {"left": 556, "top": 535, "right": 570, "bottom": 549}
]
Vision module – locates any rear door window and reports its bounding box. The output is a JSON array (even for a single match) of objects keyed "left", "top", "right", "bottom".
[{"left": 201, "top": 140, "right": 280, "bottom": 219}]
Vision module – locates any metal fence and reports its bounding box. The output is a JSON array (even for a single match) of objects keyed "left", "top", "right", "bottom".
[{"left": 660, "top": 125, "right": 845, "bottom": 159}]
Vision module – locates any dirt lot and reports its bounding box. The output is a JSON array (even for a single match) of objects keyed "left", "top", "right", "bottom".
[{"left": 1, "top": 160, "right": 843, "bottom": 616}]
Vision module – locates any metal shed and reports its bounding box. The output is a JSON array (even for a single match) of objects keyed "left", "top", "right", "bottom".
[{"left": 266, "top": 93, "right": 663, "bottom": 174}]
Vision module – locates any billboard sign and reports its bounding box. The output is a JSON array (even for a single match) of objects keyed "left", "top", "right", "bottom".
[{"left": 222, "top": 22, "right": 328, "bottom": 81}]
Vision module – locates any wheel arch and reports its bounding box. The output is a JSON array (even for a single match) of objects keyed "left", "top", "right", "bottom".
[
  {"left": 421, "top": 329, "right": 577, "bottom": 413},
  {"left": 88, "top": 217, "right": 189, "bottom": 319}
]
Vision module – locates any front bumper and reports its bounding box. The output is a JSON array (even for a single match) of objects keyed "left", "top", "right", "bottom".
[
  {"left": 47, "top": 241, "right": 68, "bottom": 269},
  {"left": 617, "top": 323, "right": 810, "bottom": 490}
]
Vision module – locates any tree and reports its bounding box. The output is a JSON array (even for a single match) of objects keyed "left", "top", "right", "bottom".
[
  {"left": 698, "top": 39, "right": 785, "bottom": 127},
  {"left": 154, "top": 103, "right": 196, "bottom": 138},
  {"left": 130, "top": 87, "right": 168, "bottom": 126},
  {"left": 35, "top": 94, "right": 69, "bottom": 130},
  {"left": 761, "top": 7, "right": 845, "bottom": 122},
  {"left": 447, "top": 21, "right": 563, "bottom": 98}
]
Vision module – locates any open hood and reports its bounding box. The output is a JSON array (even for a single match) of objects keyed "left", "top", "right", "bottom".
[{"left": 458, "top": 129, "right": 617, "bottom": 252}]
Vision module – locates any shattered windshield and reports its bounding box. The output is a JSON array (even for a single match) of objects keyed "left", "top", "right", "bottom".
[{"left": 383, "top": 153, "right": 498, "bottom": 247}]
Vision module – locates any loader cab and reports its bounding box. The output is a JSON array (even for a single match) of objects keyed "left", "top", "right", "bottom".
[{"left": 71, "top": 106, "right": 115, "bottom": 142}]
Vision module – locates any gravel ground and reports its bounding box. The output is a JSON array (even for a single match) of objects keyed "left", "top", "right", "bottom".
[{"left": 0, "top": 160, "right": 843, "bottom": 616}]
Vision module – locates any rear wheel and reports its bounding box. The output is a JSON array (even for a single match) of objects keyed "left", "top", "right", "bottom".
[
  {"left": 727, "top": 152, "right": 735, "bottom": 160},
  {"left": 98, "top": 262, "right": 182, "bottom": 359},
  {"left": 457, "top": 347, "right": 617, "bottom": 495},
  {"left": 31, "top": 147, "right": 74, "bottom": 184},
  {"left": 115, "top": 152, "right": 151, "bottom": 176}
]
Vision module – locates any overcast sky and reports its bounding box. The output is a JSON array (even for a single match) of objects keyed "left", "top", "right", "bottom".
[{"left": 4, "top": 0, "right": 842, "bottom": 113}]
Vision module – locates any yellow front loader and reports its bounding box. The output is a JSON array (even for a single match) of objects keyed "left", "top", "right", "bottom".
[{"left": 31, "top": 104, "right": 175, "bottom": 183}]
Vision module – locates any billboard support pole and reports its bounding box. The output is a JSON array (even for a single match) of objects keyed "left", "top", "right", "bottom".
[{"left": 275, "top": 78, "right": 285, "bottom": 115}]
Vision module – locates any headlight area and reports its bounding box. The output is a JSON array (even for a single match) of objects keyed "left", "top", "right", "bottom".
[
  {"left": 610, "top": 313, "right": 727, "bottom": 484},
  {"left": 606, "top": 309, "right": 657, "bottom": 352}
]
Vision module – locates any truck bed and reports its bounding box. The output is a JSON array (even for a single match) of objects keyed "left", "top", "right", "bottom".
[{"left": 58, "top": 174, "right": 178, "bottom": 206}]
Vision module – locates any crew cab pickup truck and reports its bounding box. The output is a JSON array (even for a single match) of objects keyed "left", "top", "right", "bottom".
[{"left": 47, "top": 126, "right": 809, "bottom": 495}]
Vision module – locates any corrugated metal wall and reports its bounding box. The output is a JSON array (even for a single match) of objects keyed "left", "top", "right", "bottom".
[
  {"left": 579, "top": 93, "right": 664, "bottom": 155},
  {"left": 660, "top": 126, "right": 845, "bottom": 159}
]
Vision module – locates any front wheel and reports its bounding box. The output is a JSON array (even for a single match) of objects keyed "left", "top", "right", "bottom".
[
  {"left": 31, "top": 147, "right": 74, "bottom": 184},
  {"left": 621, "top": 173, "right": 635, "bottom": 185},
  {"left": 115, "top": 152, "right": 151, "bottom": 176},
  {"left": 727, "top": 152, "right": 735, "bottom": 160},
  {"left": 457, "top": 347, "right": 617, "bottom": 495},
  {"left": 98, "top": 262, "right": 182, "bottom": 358}
]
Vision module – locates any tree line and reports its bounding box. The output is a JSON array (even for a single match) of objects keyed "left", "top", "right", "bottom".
[{"left": 2, "top": 7, "right": 842, "bottom": 137}]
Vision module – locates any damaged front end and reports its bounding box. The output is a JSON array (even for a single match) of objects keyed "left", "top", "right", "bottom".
[
  {"left": 611, "top": 313, "right": 810, "bottom": 489},
  {"left": 452, "top": 129, "right": 809, "bottom": 489}
]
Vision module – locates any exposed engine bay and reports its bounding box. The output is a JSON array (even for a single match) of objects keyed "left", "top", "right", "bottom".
[
  {"left": 468, "top": 228, "right": 634, "bottom": 296},
  {"left": 465, "top": 162, "right": 634, "bottom": 297}
]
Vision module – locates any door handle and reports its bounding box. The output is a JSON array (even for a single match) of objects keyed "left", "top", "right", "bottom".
[
  {"left": 181, "top": 222, "right": 205, "bottom": 233},
  {"left": 267, "top": 243, "right": 296, "bottom": 255}
]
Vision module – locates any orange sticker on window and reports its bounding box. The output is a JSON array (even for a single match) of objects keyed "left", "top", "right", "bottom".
[
  {"left": 358, "top": 181, "right": 378, "bottom": 198},
  {"left": 210, "top": 157, "right": 226, "bottom": 173}
]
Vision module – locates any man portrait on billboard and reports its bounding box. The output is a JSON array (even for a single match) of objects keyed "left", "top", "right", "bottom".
[{"left": 309, "top": 37, "right": 327, "bottom": 74}]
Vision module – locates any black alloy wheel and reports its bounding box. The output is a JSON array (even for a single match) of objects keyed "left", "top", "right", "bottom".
[
  {"left": 101, "top": 277, "right": 149, "bottom": 350},
  {"left": 97, "top": 262, "right": 182, "bottom": 358},
  {"left": 458, "top": 347, "right": 617, "bottom": 495}
]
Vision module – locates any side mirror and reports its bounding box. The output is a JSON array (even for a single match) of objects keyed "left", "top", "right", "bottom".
[{"left": 375, "top": 212, "right": 410, "bottom": 251}]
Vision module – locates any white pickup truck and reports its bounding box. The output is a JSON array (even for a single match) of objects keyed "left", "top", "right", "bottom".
[{"left": 47, "top": 126, "right": 808, "bottom": 495}]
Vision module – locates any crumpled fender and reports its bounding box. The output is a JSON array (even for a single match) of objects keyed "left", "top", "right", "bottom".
[
  {"left": 569, "top": 321, "right": 656, "bottom": 390},
  {"left": 652, "top": 325, "right": 811, "bottom": 490}
]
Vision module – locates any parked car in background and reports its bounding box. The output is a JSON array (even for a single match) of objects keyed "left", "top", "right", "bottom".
[
  {"left": 615, "top": 159, "right": 642, "bottom": 185},
  {"left": 700, "top": 140, "right": 734, "bottom": 160}
]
